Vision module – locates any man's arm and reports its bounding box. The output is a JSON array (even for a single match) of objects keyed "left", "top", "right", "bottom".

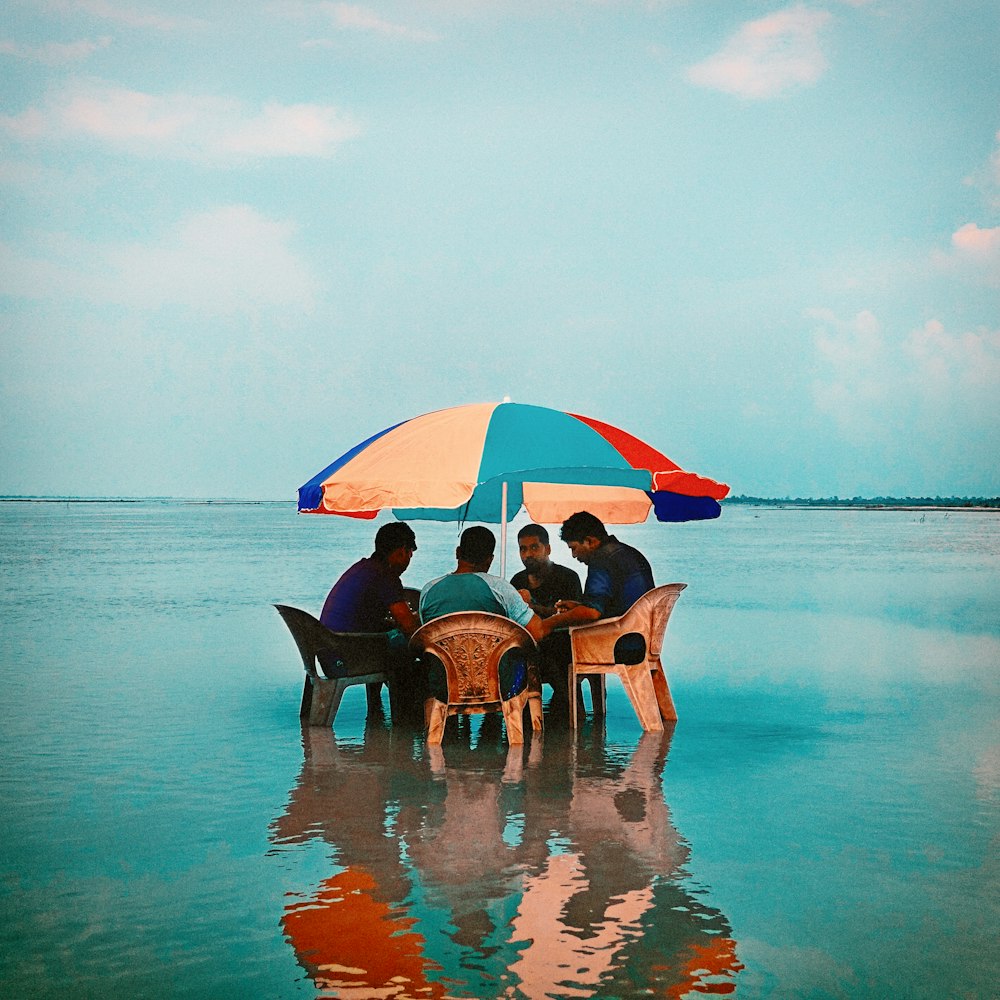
[
  {"left": 523, "top": 613, "right": 547, "bottom": 643},
  {"left": 539, "top": 602, "right": 601, "bottom": 635},
  {"left": 388, "top": 600, "right": 420, "bottom": 638}
]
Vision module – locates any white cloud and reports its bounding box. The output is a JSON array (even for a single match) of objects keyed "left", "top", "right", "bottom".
[
  {"left": 0, "top": 205, "right": 322, "bottom": 314},
  {"left": 686, "top": 5, "right": 832, "bottom": 99},
  {"left": 277, "top": 0, "right": 440, "bottom": 44},
  {"left": 811, "top": 309, "right": 1000, "bottom": 458},
  {"left": 0, "top": 80, "right": 361, "bottom": 162},
  {"left": 952, "top": 222, "right": 1000, "bottom": 260},
  {"left": 35, "top": 0, "right": 207, "bottom": 32},
  {"left": 322, "top": 2, "right": 440, "bottom": 41},
  {"left": 0, "top": 36, "right": 111, "bottom": 65},
  {"left": 930, "top": 222, "right": 1000, "bottom": 287}
]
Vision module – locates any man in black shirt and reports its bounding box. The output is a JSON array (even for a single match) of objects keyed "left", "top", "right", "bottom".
[{"left": 510, "top": 523, "right": 582, "bottom": 618}]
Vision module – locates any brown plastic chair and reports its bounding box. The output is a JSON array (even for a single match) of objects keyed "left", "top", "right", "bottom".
[
  {"left": 274, "top": 604, "right": 400, "bottom": 728},
  {"left": 567, "top": 584, "right": 687, "bottom": 731},
  {"left": 409, "top": 612, "right": 542, "bottom": 745}
]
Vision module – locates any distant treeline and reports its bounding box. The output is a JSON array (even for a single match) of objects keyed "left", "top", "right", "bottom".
[{"left": 726, "top": 495, "right": 1000, "bottom": 508}]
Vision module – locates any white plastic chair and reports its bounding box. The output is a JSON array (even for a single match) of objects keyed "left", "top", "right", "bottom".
[{"left": 567, "top": 584, "right": 687, "bottom": 730}]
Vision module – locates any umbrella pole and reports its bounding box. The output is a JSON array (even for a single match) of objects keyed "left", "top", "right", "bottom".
[{"left": 500, "top": 480, "right": 508, "bottom": 578}]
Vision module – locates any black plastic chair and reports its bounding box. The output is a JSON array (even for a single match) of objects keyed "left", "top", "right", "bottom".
[{"left": 274, "top": 604, "right": 400, "bottom": 728}]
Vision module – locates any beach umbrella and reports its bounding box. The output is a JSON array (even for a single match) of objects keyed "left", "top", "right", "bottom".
[{"left": 298, "top": 401, "right": 729, "bottom": 574}]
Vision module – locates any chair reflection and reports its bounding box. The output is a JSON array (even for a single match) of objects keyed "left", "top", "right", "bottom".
[{"left": 270, "top": 719, "right": 742, "bottom": 998}]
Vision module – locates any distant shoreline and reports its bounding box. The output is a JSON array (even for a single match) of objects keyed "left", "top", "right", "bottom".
[
  {"left": 0, "top": 497, "right": 291, "bottom": 505},
  {"left": 732, "top": 504, "right": 998, "bottom": 512},
  {"left": 726, "top": 496, "right": 1000, "bottom": 510},
  {"left": 1, "top": 496, "right": 997, "bottom": 511}
]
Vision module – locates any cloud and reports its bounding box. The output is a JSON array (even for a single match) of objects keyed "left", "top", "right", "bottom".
[
  {"left": 0, "top": 80, "right": 361, "bottom": 162},
  {"left": 321, "top": 2, "right": 440, "bottom": 41},
  {"left": 276, "top": 0, "right": 440, "bottom": 44},
  {"left": 686, "top": 5, "right": 832, "bottom": 99},
  {"left": 931, "top": 222, "right": 1000, "bottom": 287},
  {"left": 0, "top": 36, "right": 111, "bottom": 65},
  {"left": 35, "top": 0, "right": 207, "bottom": 32},
  {"left": 811, "top": 309, "right": 1000, "bottom": 464},
  {"left": 0, "top": 204, "right": 322, "bottom": 314},
  {"left": 962, "top": 129, "right": 1000, "bottom": 209},
  {"left": 952, "top": 222, "right": 1000, "bottom": 258}
]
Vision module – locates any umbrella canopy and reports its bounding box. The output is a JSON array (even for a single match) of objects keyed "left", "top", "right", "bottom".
[{"left": 298, "top": 401, "right": 729, "bottom": 525}]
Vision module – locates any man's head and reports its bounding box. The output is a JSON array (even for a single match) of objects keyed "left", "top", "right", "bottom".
[
  {"left": 373, "top": 521, "right": 417, "bottom": 574},
  {"left": 559, "top": 511, "right": 608, "bottom": 565},
  {"left": 517, "top": 523, "right": 551, "bottom": 574},
  {"left": 456, "top": 525, "right": 496, "bottom": 572}
]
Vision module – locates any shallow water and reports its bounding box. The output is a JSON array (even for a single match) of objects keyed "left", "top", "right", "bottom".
[{"left": 1, "top": 502, "right": 997, "bottom": 999}]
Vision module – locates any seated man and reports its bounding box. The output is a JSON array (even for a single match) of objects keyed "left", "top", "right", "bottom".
[
  {"left": 510, "top": 523, "right": 582, "bottom": 619},
  {"left": 320, "top": 520, "right": 420, "bottom": 715},
  {"left": 419, "top": 525, "right": 547, "bottom": 643},
  {"left": 536, "top": 511, "right": 655, "bottom": 713},
  {"left": 545, "top": 510, "right": 654, "bottom": 628}
]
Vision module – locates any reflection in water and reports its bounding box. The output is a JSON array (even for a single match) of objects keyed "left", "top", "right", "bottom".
[{"left": 270, "top": 720, "right": 742, "bottom": 998}]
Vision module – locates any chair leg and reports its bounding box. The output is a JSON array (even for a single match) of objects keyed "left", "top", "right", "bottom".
[
  {"left": 327, "top": 679, "right": 350, "bottom": 728},
  {"left": 592, "top": 675, "right": 607, "bottom": 718},
  {"left": 618, "top": 663, "right": 664, "bottom": 732},
  {"left": 300, "top": 676, "right": 313, "bottom": 721},
  {"left": 527, "top": 693, "right": 544, "bottom": 731},
  {"left": 426, "top": 700, "right": 448, "bottom": 745},
  {"left": 526, "top": 663, "right": 544, "bottom": 731},
  {"left": 650, "top": 661, "right": 678, "bottom": 722},
  {"left": 502, "top": 692, "right": 526, "bottom": 745},
  {"left": 302, "top": 676, "right": 338, "bottom": 727},
  {"left": 567, "top": 664, "right": 579, "bottom": 729}
]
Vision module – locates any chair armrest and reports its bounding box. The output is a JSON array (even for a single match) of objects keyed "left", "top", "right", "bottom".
[
  {"left": 567, "top": 615, "right": 629, "bottom": 666},
  {"left": 320, "top": 631, "right": 394, "bottom": 677}
]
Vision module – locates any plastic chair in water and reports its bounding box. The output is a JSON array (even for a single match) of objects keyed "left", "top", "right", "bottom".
[
  {"left": 566, "top": 584, "right": 687, "bottom": 731},
  {"left": 274, "top": 604, "right": 401, "bottom": 728},
  {"left": 408, "top": 612, "right": 542, "bottom": 746}
]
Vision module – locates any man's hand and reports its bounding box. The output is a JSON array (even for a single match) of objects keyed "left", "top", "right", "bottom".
[{"left": 554, "top": 599, "right": 581, "bottom": 612}]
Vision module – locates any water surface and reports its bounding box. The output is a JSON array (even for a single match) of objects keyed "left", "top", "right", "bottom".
[{"left": 1, "top": 502, "right": 997, "bottom": 998}]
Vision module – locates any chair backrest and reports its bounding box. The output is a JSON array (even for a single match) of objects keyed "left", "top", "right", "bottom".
[
  {"left": 409, "top": 612, "right": 536, "bottom": 706},
  {"left": 274, "top": 604, "right": 390, "bottom": 678},
  {"left": 619, "top": 584, "right": 687, "bottom": 658}
]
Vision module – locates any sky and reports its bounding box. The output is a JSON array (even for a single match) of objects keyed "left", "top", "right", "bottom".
[{"left": 1, "top": 0, "right": 998, "bottom": 501}]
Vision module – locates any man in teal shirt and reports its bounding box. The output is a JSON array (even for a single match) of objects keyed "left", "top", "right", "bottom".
[{"left": 419, "top": 526, "right": 547, "bottom": 643}]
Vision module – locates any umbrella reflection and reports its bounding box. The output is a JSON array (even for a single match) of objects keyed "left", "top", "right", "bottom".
[{"left": 270, "top": 722, "right": 742, "bottom": 998}]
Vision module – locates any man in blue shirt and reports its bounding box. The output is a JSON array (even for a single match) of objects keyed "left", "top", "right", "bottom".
[
  {"left": 543, "top": 511, "right": 654, "bottom": 628},
  {"left": 321, "top": 520, "right": 420, "bottom": 714},
  {"left": 537, "top": 511, "right": 655, "bottom": 715}
]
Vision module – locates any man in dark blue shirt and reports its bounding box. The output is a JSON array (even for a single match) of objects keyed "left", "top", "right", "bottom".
[
  {"left": 543, "top": 511, "right": 654, "bottom": 628},
  {"left": 537, "top": 511, "right": 654, "bottom": 715}
]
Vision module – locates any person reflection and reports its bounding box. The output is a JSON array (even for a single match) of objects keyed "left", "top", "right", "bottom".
[
  {"left": 271, "top": 720, "right": 449, "bottom": 998},
  {"left": 510, "top": 728, "right": 742, "bottom": 997},
  {"left": 270, "top": 720, "right": 742, "bottom": 999}
]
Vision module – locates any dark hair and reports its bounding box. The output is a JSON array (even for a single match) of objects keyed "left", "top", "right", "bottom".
[
  {"left": 457, "top": 525, "right": 495, "bottom": 564},
  {"left": 560, "top": 511, "right": 608, "bottom": 545},
  {"left": 518, "top": 523, "right": 549, "bottom": 544},
  {"left": 374, "top": 521, "right": 416, "bottom": 557}
]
